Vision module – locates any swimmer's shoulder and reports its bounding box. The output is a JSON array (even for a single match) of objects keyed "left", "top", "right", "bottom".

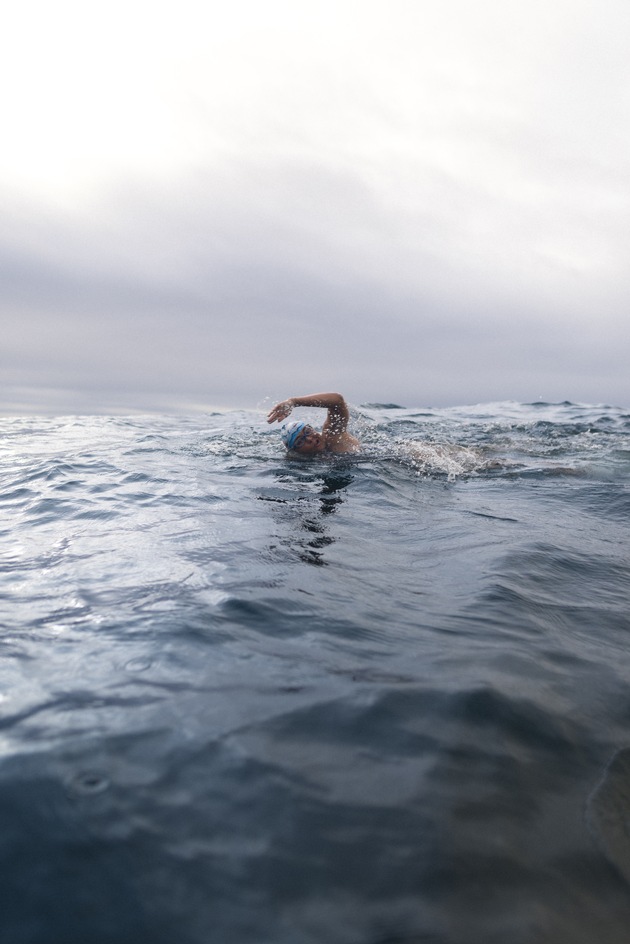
[{"left": 324, "top": 431, "right": 361, "bottom": 454}]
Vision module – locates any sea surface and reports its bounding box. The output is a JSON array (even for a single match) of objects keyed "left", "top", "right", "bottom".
[{"left": 1, "top": 400, "right": 630, "bottom": 944}]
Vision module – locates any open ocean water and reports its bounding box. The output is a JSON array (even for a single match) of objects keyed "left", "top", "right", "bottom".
[{"left": 1, "top": 399, "right": 630, "bottom": 944}]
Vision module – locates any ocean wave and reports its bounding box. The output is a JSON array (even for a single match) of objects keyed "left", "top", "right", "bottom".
[{"left": 2, "top": 404, "right": 630, "bottom": 942}]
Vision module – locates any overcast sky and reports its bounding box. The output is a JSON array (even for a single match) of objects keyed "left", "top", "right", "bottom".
[{"left": 2, "top": 0, "right": 629, "bottom": 413}]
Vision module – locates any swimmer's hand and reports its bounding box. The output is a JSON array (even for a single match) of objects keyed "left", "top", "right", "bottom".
[{"left": 267, "top": 399, "right": 294, "bottom": 423}]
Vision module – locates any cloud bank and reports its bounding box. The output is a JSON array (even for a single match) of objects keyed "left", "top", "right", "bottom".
[{"left": 2, "top": 0, "right": 629, "bottom": 411}]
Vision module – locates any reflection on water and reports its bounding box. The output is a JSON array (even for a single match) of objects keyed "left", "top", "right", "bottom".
[{"left": 259, "top": 469, "right": 353, "bottom": 567}]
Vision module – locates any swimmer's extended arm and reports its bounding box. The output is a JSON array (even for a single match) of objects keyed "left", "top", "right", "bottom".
[{"left": 267, "top": 392, "right": 350, "bottom": 430}]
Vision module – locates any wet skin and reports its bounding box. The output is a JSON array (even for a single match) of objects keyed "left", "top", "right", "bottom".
[
  {"left": 266, "top": 393, "right": 360, "bottom": 455},
  {"left": 291, "top": 426, "right": 326, "bottom": 456}
]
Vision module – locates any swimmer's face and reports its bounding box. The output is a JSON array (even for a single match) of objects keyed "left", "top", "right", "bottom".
[{"left": 292, "top": 425, "right": 324, "bottom": 455}]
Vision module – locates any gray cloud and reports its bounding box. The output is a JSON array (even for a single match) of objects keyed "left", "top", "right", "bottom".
[
  {"left": 2, "top": 0, "right": 630, "bottom": 413},
  {"left": 3, "top": 170, "right": 627, "bottom": 413}
]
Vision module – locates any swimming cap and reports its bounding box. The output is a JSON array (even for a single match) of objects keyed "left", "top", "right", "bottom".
[{"left": 281, "top": 421, "right": 308, "bottom": 450}]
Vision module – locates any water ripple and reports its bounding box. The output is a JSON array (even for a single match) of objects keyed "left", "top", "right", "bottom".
[{"left": 1, "top": 406, "right": 630, "bottom": 943}]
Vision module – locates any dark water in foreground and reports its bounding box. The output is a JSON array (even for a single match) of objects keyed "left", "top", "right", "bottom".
[{"left": 1, "top": 401, "right": 630, "bottom": 944}]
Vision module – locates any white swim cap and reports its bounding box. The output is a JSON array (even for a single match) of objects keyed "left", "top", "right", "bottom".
[{"left": 281, "top": 421, "right": 308, "bottom": 449}]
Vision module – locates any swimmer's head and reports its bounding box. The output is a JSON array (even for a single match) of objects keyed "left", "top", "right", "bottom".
[
  {"left": 281, "top": 421, "right": 308, "bottom": 450},
  {"left": 281, "top": 422, "right": 324, "bottom": 455}
]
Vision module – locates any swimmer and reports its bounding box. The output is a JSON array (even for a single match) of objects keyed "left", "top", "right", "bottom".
[{"left": 267, "top": 392, "right": 360, "bottom": 456}]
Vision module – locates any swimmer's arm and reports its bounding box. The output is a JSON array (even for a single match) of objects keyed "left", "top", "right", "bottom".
[{"left": 267, "top": 392, "right": 350, "bottom": 429}]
